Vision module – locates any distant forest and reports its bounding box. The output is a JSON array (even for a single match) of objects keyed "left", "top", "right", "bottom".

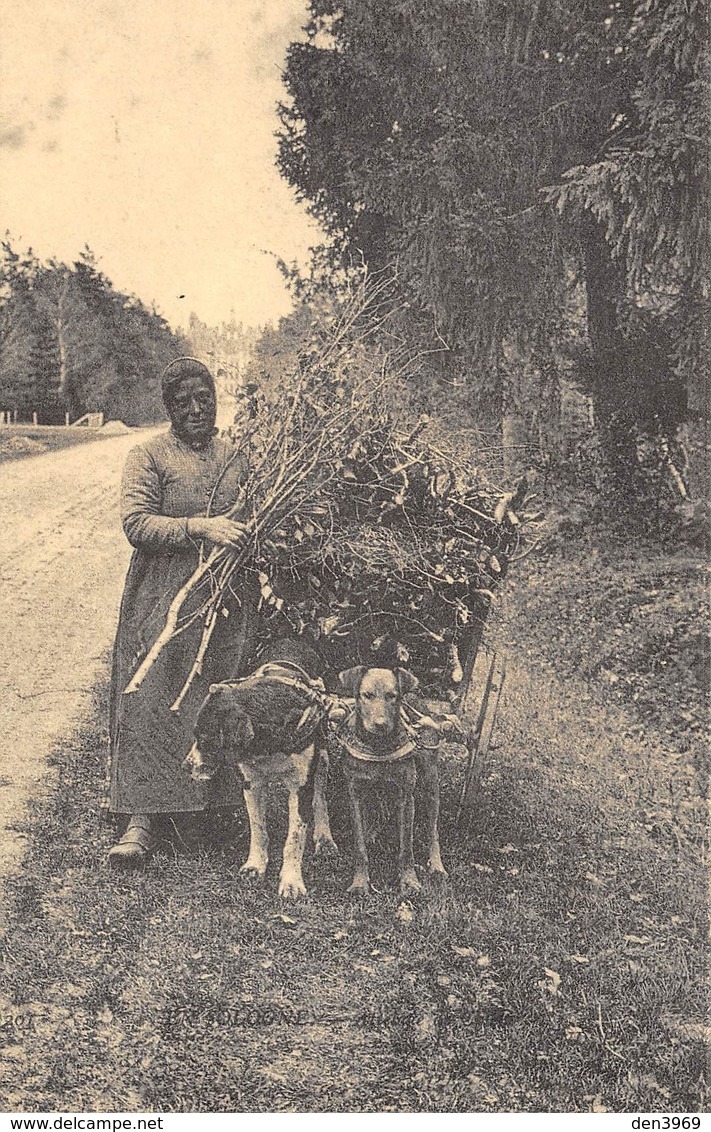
[{"left": 0, "top": 241, "right": 188, "bottom": 426}]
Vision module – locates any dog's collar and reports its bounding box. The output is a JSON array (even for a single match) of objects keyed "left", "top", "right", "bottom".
[{"left": 335, "top": 713, "right": 416, "bottom": 763}]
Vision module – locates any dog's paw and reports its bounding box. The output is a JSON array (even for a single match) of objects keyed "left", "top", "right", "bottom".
[
  {"left": 239, "top": 861, "right": 267, "bottom": 881},
  {"left": 314, "top": 834, "right": 339, "bottom": 859},
  {"left": 278, "top": 874, "right": 307, "bottom": 900},
  {"left": 399, "top": 870, "right": 422, "bottom": 895}
]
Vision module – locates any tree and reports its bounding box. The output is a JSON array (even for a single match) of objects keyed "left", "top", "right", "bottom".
[
  {"left": 279, "top": 3, "right": 633, "bottom": 410},
  {"left": 549, "top": 0, "right": 709, "bottom": 417},
  {"left": 0, "top": 243, "right": 39, "bottom": 418},
  {"left": 0, "top": 240, "right": 188, "bottom": 424},
  {"left": 277, "top": 0, "right": 708, "bottom": 506}
]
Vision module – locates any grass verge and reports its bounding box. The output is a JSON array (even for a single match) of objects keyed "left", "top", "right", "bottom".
[
  {"left": 0, "top": 427, "right": 119, "bottom": 464},
  {"left": 0, "top": 617, "right": 706, "bottom": 1113}
]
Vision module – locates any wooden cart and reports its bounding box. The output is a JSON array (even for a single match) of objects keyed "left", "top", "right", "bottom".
[{"left": 451, "top": 648, "right": 507, "bottom": 823}]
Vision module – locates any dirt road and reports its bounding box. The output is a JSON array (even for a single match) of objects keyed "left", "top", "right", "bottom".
[{"left": 0, "top": 432, "right": 151, "bottom": 912}]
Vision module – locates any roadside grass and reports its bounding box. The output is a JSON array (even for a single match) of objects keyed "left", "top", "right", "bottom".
[
  {"left": 0, "top": 426, "right": 118, "bottom": 464},
  {"left": 514, "top": 536, "right": 709, "bottom": 751},
  {"left": 0, "top": 630, "right": 706, "bottom": 1112}
]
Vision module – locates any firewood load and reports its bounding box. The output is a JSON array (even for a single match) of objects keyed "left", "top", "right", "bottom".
[{"left": 124, "top": 279, "right": 542, "bottom": 707}]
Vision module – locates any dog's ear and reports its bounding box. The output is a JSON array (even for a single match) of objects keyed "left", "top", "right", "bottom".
[
  {"left": 338, "top": 666, "right": 366, "bottom": 696},
  {"left": 396, "top": 667, "right": 419, "bottom": 695}
]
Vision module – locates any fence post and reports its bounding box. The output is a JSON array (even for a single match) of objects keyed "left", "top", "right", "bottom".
[
  {"left": 65, "top": 412, "right": 70, "bottom": 426},
  {"left": 32, "top": 411, "right": 38, "bottom": 426}
]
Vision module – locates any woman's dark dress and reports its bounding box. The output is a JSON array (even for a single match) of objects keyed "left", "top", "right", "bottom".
[{"left": 108, "top": 428, "right": 251, "bottom": 814}]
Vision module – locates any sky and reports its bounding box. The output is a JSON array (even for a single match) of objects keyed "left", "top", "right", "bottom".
[{"left": 0, "top": 0, "right": 320, "bottom": 331}]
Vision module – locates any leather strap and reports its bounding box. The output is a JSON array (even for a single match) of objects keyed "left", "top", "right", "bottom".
[
  {"left": 334, "top": 712, "right": 416, "bottom": 763},
  {"left": 211, "top": 663, "right": 327, "bottom": 703}
]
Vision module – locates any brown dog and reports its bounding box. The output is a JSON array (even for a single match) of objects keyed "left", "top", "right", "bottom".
[
  {"left": 335, "top": 665, "right": 446, "bottom": 896},
  {"left": 186, "top": 639, "right": 338, "bottom": 898}
]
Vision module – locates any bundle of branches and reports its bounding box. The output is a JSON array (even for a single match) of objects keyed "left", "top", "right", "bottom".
[
  {"left": 253, "top": 415, "right": 539, "bottom": 693},
  {"left": 124, "top": 273, "right": 541, "bottom": 708},
  {"left": 124, "top": 274, "right": 399, "bottom": 708}
]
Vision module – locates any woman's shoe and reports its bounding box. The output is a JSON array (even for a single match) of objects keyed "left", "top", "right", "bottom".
[{"left": 107, "top": 816, "right": 154, "bottom": 867}]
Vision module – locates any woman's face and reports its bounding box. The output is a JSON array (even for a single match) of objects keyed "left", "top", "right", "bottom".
[{"left": 166, "top": 374, "right": 216, "bottom": 445}]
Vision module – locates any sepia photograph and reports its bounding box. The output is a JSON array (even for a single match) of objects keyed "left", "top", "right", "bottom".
[{"left": 0, "top": 0, "right": 708, "bottom": 1118}]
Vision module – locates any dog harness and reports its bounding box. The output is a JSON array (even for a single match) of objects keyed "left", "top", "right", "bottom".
[
  {"left": 212, "top": 659, "right": 324, "bottom": 693},
  {"left": 209, "top": 662, "right": 347, "bottom": 734},
  {"left": 334, "top": 711, "right": 418, "bottom": 763},
  {"left": 332, "top": 697, "right": 466, "bottom": 762},
  {"left": 207, "top": 665, "right": 464, "bottom": 758}
]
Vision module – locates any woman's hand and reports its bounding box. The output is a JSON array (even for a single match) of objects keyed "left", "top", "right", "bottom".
[{"left": 187, "top": 516, "right": 249, "bottom": 549}]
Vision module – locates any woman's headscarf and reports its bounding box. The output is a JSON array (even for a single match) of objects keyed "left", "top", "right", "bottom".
[{"left": 161, "top": 357, "right": 215, "bottom": 405}]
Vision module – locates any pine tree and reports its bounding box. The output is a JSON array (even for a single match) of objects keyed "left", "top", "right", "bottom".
[{"left": 277, "top": 0, "right": 708, "bottom": 505}]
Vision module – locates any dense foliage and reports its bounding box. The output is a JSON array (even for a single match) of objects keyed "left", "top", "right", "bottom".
[
  {"left": 240, "top": 281, "right": 540, "bottom": 687},
  {"left": 277, "top": 0, "right": 709, "bottom": 510},
  {"left": 0, "top": 241, "right": 187, "bottom": 425},
  {"left": 549, "top": 0, "right": 709, "bottom": 414},
  {"left": 239, "top": 378, "right": 532, "bottom": 691}
]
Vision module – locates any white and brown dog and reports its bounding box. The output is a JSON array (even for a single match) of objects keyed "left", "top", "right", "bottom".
[
  {"left": 335, "top": 662, "right": 447, "bottom": 896},
  {"left": 186, "top": 639, "right": 341, "bottom": 898}
]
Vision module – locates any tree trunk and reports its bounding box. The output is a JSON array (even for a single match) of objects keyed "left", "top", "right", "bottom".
[
  {"left": 54, "top": 273, "right": 70, "bottom": 413},
  {"left": 501, "top": 360, "right": 529, "bottom": 476},
  {"left": 582, "top": 219, "right": 644, "bottom": 506},
  {"left": 502, "top": 411, "right": 529, "bottom": 475},
  {"left": 533, "top": 344, "right": 561, "bottom": 456}
]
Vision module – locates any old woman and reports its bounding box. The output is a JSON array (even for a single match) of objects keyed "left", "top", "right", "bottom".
[{"left": 108, "top": 357, "right": 252, "bottom": 864}]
